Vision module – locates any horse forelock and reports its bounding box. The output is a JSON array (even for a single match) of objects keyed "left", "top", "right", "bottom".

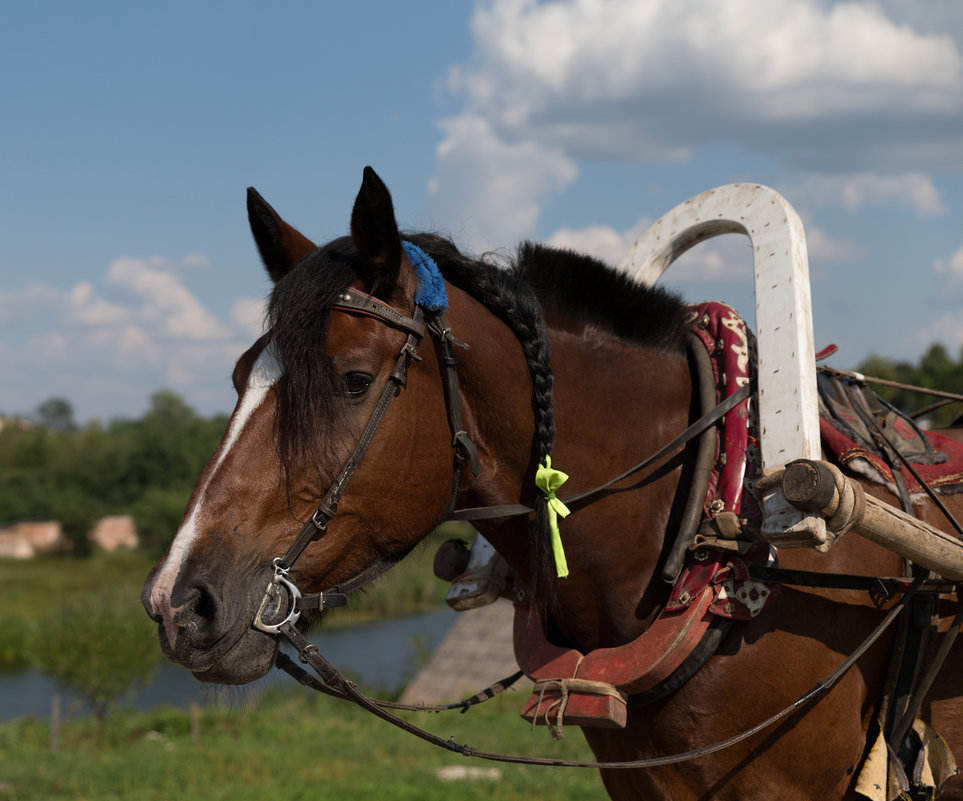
[{"left": 266, "top": 238, "right": 359, "bottom": 481}]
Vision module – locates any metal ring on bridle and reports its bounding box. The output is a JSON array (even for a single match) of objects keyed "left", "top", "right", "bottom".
[{"left": 253, "top": 565, "right": 303, "bottom": 634}]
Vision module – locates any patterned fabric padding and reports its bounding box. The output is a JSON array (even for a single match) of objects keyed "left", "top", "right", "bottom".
[{"left": 818, "top": 370, "right": 963, "bottom": 496}]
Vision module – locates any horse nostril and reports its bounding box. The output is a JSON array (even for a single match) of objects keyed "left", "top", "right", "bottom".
[
  {"left": 175, "top": 577, "right": 220, "bottom": 621},
  {"left": 166, "top": 576, "right": 226, "bottom": 648},
  {"left": 194, "top": 584, "right": 218, "bottom": 621}
]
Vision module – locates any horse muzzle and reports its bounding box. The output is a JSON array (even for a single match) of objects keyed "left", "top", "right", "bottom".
[{"left": 142, "top": 561, "right": 279, "bottom": 684}]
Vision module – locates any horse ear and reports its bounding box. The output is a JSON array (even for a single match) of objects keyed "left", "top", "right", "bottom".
[
  {"left": 350, "top": 166, "right": 404, "bottom": 299},
  {"left": 247, "top": 187, "right": 317, "bottom": 283}
]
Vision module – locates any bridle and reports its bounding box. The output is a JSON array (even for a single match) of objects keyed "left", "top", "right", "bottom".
[{"left": 253, "top": 274, "right": 478, "bottom": 635}]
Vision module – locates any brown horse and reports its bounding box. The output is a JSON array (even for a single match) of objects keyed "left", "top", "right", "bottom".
[{"left": 142, "top": 167, "right": 963, "bottom": 800}]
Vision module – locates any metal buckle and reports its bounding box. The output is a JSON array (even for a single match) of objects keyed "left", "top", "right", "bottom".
[{"left": 253, "top": 560, "right": 303, "bottom": 634}]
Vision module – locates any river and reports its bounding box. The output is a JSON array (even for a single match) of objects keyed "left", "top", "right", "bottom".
[{"left": 1, "top": 605, "right": 457, "bottom": 719}]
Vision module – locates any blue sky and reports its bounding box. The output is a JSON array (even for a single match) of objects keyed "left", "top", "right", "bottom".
[{"left": 2, "top": 0, "right": 962, "bottom": 422}]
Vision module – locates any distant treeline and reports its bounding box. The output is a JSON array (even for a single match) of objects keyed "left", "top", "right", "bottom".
[
  {"left": 0, "top": 392, "right": 227, "bottom": 556},
  {"left": 2, "top": 344, "right": 962, "bottom": 558},
  {"left": 855, "top": 343, "right": 963, "bottom": 429}
]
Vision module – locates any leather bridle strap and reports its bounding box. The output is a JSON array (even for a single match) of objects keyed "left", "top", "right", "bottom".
[
  {"left": 273, "top": 301, "right": 427, "bottom": 576},
  {"left": 426, "top": 314, "right": 479, "bottom": 517},
  {"left": 275, "top": 650, "right": 526, "bottom": 713},
  {"left": 449, "top": 378, "right": 755, "bottom": 523}
]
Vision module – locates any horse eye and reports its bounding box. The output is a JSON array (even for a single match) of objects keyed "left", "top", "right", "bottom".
[{"left": 342, "top": 372, "right": 373, "bottom": 398}]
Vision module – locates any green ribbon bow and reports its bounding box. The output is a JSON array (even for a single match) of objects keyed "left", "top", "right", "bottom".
[{"left": 535, "top": 456, "right": 572, "bottom": 578}]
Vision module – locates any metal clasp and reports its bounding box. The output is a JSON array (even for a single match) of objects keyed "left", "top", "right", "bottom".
[{"left": 253, "top": 560, "right": 303, "bottom": 634}]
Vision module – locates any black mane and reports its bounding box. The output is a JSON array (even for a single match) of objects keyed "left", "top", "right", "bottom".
[
  {"left": 267, "top": 232, "right": 689, "bottom": 475},
  {"left": 404, "top": 234, "right": 690, "bottom": 352},
  {"left": 513, "top": 241, "right": 689, "bottom": 351}
]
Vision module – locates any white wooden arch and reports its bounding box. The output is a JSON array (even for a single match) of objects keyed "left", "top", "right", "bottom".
[{"left": 618, "top": 184, "right": 828, "bottom": 548}]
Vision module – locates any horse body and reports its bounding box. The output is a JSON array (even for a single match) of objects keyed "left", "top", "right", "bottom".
[{"left": 143, "top": 168, "right": 963, "bottom": 800}]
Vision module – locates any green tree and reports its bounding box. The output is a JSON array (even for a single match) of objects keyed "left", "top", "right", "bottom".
[
  {"left": 856, "top": 345, "right": 963, "bottom": 428},
  {"left": 34, "top": 397, "right": 76, "bottom": 433},
  {"left": 29, "top": 586, "right": 161, "bottom": 722},
  {"left": 0, "top": 389, "right": 227, "bottom": 555}
]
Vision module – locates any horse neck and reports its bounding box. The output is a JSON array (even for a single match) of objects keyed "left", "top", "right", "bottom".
[
  {"left": 448, "top": 290, "right": 695, "bottom": 651},
  {"left": 546, "top": 327, "right": 694, "bottom": 650}
]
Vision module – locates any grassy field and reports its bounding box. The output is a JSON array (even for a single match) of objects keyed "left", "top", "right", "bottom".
[{"left": 0, "top": 687, "right": 606, "bottom": 800}]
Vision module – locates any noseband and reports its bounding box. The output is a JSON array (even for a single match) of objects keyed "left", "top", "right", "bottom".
[{"left": 254, "top": 274, "right": 478, "bottom": 635}]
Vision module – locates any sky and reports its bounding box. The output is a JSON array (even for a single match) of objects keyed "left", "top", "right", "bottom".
[{"left": 2, "top": 0, "right": 962, "bottom": 423}]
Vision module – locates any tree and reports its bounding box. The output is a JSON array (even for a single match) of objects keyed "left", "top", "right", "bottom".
[
  {"left": 856, "top": 346, "right": 963, "bottom": 429},
  {"left": 34, "top": 397, "right": 76, "bottom": 434},
  {"left": 29, "top": 586, "right": 161, "bottom": 723}
]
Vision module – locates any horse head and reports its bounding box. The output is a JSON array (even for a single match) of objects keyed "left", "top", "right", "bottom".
[{"left": 142, "top": 168, "right": 471, "bottom": 683}]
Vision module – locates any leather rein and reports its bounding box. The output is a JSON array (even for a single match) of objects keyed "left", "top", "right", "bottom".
[{"left": 248, "top": 281, "right": 952, "bottom": 770}]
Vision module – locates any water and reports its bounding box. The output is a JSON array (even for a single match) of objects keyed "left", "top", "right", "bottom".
[{"left": 0, "top": 605, "right": 457, "bottom": 720}]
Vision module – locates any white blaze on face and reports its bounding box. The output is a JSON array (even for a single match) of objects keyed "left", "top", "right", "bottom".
[{"left": 149, "top": 344, "right": 282, "bottom": 644}]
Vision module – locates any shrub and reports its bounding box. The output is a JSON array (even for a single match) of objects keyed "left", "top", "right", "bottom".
[{"left": 29, "top": 585, "right": 161, "bottom": 721}]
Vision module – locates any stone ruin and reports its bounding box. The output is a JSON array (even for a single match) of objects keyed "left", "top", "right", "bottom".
[{"left": 0, "top": 515, "right": 139, "bottom": 559}]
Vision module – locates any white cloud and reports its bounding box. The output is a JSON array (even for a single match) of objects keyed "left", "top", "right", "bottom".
[
  {"left": 181, "top": 252, "right": 213, "bottom": 271},
  {"left": 547, "top": 217, "right": 653, "bottom": 266},
  {"left": 932, "top": 243, "right": 963, "bottom": 301},
  {"left": 455, "top": 0, "right": 962, "bottom": 148},
  {"left": 105, "top": 255, "right": 231, "bottom": 341},
  {"left": 545, "top": 209, "right": 859, "bottom": 286},
  {"left": 429, "top": 113, "right": 576, "bottom": 249},
  {"left": 790, "top": 172, "right": 948, "bottom": 217},
  {"left": 163, "top": 342, "right": 242, "bottom": 389},
  {"left": 802, "top": 223, "right": 865, "bottom": 265},
  {"left": 431, "top": 0, "right": 963, "bottom": 246},
  {"left": 0, "top": 283, "right": 63, "bottom": 323},
  {"left": 0, "top": 253, "right": 257, "bottom": 420},
  {"left": 548, "top": 218, "right": 754, "bottom": 283},
  {"left": 231, "top": 297, "right": 267, "bottom": 339},
  {"left": 908, "top": 311, "right": 963, "bottom": 357}
]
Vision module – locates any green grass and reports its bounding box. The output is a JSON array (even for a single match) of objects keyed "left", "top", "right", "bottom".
[{"left": 0, "top": 689, "right": 607, "bottom": 800}]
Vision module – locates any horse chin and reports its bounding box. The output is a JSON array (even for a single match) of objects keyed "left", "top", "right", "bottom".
[{"left": 188, "top": 628, "right": 280, "bottom": 685}]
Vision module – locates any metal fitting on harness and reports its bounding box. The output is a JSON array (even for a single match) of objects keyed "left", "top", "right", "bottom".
[{"left": 253, "top": 560, "right": 303, "bottom": 634}]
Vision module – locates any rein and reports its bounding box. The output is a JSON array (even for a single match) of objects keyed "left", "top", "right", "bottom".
[
  {"left": 271, "top": 583, "right": 918, "bottom": 769},
  {"left": 449, "top": 379, "right": 755, "bottom": 524}
]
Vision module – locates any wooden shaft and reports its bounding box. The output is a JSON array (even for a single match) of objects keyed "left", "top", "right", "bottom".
[
  {"left": 781, "top": 460, "right": 963, "bottom": 582},
  {"left": 858, "top": 496, "right": 963, "bottom": 581}
]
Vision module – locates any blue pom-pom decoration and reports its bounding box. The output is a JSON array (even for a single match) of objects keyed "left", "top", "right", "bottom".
[{"left": 402, "top": 240, "right": 448, "bottom": 311}]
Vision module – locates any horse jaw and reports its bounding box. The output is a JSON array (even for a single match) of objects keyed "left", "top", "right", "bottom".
[{"left": 188, "top": 629, "right": 279, "bottom": 685}]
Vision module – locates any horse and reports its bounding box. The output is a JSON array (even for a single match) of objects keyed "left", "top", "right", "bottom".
[{"left": 142, "top": 167, "right": 963, "bottom": 800}]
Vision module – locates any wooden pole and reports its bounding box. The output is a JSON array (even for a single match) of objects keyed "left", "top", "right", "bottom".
[
  {"left": 50, "top": 694, "right": 61, "bottom": 753},
  {"left": 780, "top": 459, "right": 963, "bottom": 581},
  {"left": 189, "top": 702, "right": 201, "bottom": 745}
]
